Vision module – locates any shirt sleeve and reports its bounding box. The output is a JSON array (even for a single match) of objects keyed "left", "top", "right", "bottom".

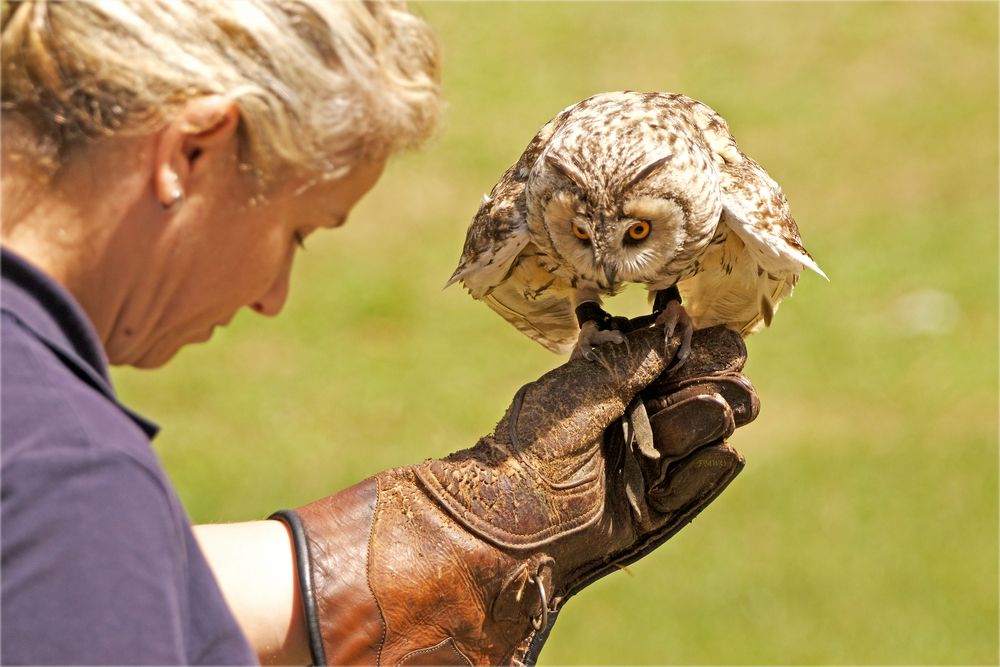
[{"left": 2, "top": 445, "right": 195, "bottom": 666}]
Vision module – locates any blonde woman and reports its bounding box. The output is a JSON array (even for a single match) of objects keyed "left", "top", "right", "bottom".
[{"left": 1, "top": 2, "right": 755, "bottom": 664}]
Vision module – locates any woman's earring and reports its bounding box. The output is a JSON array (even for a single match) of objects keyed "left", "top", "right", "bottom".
[{"left": 162, "top": 186, "right": 184, "bottom": 214}]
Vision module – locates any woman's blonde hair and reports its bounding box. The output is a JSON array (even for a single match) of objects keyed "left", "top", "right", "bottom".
[{"left": 1, "top": 0, "right": 441, "bottom": 182}]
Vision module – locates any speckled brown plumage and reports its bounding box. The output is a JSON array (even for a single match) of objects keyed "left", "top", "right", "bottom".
[{"left": 448, "top": 91, "right": 825, "bottom": 353}]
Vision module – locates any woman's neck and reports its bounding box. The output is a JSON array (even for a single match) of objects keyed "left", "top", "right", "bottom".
[{"left": 1, "top": 136, "right": 159, "bottom": 349}]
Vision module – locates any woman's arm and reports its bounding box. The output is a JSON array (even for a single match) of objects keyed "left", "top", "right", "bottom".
[{"left": 194, "top": 521, "right": 310, "bottom": 666}]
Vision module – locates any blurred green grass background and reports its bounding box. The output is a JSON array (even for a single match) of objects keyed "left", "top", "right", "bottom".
[{"left": 114, "top": 2, "right": 998, "bottom": 664}]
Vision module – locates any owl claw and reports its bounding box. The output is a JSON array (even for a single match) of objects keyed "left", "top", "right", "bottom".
[
  {"left": 656, "top": 300, "right": 694, "bottom": 368},
  {"left": 572, "top": 320, "right": 626, "bottom": 362}
]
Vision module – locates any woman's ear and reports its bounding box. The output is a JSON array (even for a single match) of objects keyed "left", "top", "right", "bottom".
[{"left": 154, "top": 96, "right": 240, "bottom": 211}]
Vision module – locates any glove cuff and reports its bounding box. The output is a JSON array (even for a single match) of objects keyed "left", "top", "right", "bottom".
[
  {"left": 272, "top": 479, "right": 386, "bottom": 666},
  {"left": 268, "top": 509, "right": 327, "bottom": 666}
]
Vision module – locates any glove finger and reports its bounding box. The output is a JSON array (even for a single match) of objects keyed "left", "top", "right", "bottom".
[
  {"left": 645, "top": 374, "right": 760, "bottom": 427},
  {"left": 647, "top": 442, "right": 745, "bottom": 513},
  {"left": 646, "top": 325, "right": 748, "bottom": 391},
  {"left": 565, "top": 441, "right": 746, "bottom": 597},
  {"left": 642, "top": 392, "right": 736, "bottom": 489},
  {"left": 649, "top": 392, "right": 736, "bottom": 458},
  {"left": 497, "top": 325, "right": 677, "bottom": 450}
]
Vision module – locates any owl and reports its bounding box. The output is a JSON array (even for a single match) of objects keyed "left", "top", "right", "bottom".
[{"left": 447, "top": 91, "right": 825, "bottom": 364}]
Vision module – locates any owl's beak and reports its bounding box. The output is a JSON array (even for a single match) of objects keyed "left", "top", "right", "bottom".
[{"left": 602, "top": 264, "right": 618, "bottom": 287}]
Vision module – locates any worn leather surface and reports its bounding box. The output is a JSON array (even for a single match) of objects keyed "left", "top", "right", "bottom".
[
  {"left": 292, "top": 325, "right": 755, "bottom": 665},
  {"left": 294, "top": 479, "right": 385, "bottom": 665}
]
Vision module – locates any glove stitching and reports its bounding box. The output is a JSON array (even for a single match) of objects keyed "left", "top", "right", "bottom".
[
  {"left": 397, "top": 637, "right": 473, "bottom": 666},
  {"left": 368, "top": 475, "right": 389, "bottom": 666}
]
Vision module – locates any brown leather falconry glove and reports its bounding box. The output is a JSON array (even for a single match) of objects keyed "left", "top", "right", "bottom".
[{"left": 271, "top": 325, "right": 757, "bottom": 666}]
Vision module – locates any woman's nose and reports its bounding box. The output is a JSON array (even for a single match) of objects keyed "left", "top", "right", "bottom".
[{"left": 250, "top": 259, "right": 293, "bottom": 317}]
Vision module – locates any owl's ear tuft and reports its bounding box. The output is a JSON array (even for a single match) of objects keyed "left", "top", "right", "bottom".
[
  {"left": 624, "top": 154, "right": 673, "bottom": 191},
  {"left": 544, "top": 153, "right": 587, "bottom": 190}
]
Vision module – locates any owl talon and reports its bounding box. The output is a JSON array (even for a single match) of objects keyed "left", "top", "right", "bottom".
[
  {"left": 626, "top": 396, "right": 659, "bottom": 460},
  {"left": 656, "top": 300, "right": 694, "bottom": 368},
  {"left": 572, "top": 320, "right": 626, "bottom": 362}
]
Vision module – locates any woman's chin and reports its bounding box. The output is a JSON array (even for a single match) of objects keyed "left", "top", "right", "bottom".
[{"left": 112, "top": 328, "right": 214, "bottom": 369}]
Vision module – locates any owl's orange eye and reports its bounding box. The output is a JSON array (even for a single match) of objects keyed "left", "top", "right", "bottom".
[
  {"left": 572, "top": 223, "right": 590, "bottom": 241},
  {"left": 627, "top": 221, "right": 651, "bottom": 241}
]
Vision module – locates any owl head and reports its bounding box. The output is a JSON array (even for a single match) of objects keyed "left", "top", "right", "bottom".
[{"left": 526, "top": 144, "right": 722, "bottom": 293}]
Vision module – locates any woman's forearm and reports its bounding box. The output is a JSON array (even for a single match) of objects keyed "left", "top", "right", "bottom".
[{"left": 194, "top": 521, "right": 310, "bottom": 666}]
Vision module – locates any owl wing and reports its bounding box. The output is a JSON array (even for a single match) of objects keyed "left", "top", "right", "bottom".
[
  {"left": 446, "top": 107, "right": 582, "bottom": 354},
  {"left": 480, "top": 244, "right": 580, "bottom": 354},
  {"left": 445, "top": 188, "right": 580, "bottom": 354},
  {"left": 717, "top": 154, "right": 825, "bottom": 279},
  {"left": 689, "top": 99, "right": 825, "bottom": 279},
  {"left": 677, "top": 227, "right": 798, "bottom": 335},
  {"left": 679, "top": 100, "right": 826, "bottom": 333},
  {"left": 444, "top": 179, "right": 531, "bottom": 298}
]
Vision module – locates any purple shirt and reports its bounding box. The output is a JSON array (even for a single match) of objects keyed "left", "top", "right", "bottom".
[{"left": 1, "top": 248, "right": 257, "bottom": 665}]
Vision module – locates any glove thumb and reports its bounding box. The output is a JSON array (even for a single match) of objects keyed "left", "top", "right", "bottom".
[{"left": 495, "top": 324, "right": 677, "bottom": 458}]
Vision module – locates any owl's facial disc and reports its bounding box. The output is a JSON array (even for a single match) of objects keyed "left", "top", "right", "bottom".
[
  {"left": 543, "top": 190, "right": 668, "bottom": 290},
  {"left": 583, "top": 215, "right": 655, "bottom": 289},
  {"left": 592, "top": 218, "right": 657, "bottom": 288},
  {"left": 611, "top": 195, "right": 689, "bottom": 284},
  {"left": 542, "top": 190, "right": 601, "bottom": 281}
]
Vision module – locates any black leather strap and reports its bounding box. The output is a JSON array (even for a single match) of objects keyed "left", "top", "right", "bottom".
[
  {"left": 269, "top": 509, "right": 328, "bottom": 666},
  {"left": 522, "top": 607, "right": 559, "bottom": 665},
  {"left": 574, "top": 301, "right": 612, "bottom": 328},
  {"left": 652, "top": 284, "right": 682, "bottom": 315}
]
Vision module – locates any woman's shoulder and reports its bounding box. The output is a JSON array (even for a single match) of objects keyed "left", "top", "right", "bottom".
[{"left": 1, "top": 310, "right": 161, "bottom": 474}]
